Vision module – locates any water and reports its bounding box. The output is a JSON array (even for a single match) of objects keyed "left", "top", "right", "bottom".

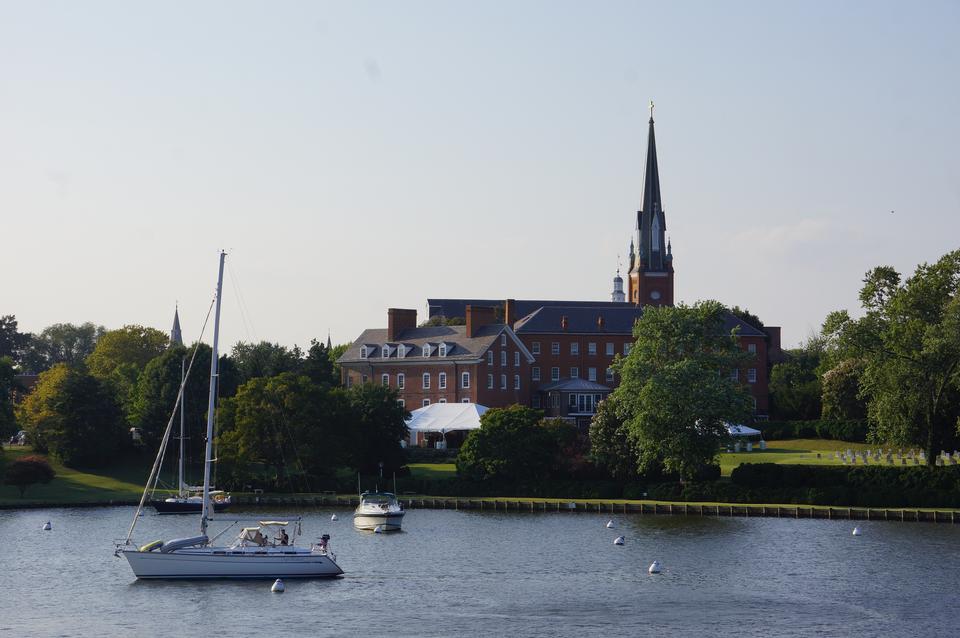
[{"left": 2, "top": 506, "right": 959, "bottom": 637}]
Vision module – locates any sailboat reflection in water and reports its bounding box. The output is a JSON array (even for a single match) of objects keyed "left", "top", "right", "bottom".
[{"left": 115, "top": 252, "right": 343, "bottom": 579}]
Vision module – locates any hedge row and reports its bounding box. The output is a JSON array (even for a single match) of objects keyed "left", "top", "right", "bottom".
[{"left": 759, "top": 420, "right": 867, "bottom": 442}]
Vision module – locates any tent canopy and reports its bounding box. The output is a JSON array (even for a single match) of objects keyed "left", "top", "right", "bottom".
[
  {"left": 406, "top": 402, "right": 488, "bottom": 433},
  {"left": 726, "top": 423, "right": 762, "bottom": 437}
]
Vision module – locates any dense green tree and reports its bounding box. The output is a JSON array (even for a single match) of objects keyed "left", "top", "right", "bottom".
[
  {"left": 729, "top": 306, "right": 765, "bottom": 333},
  {"left": 456, "top": 405, "right": 556, "bottom": 482},
  {"left": 588, "top": 397, "right": 637, "bottom": 479},
  {"left": 612, "top": 301, "right": 754, "bottom": 480},
  {"left": 0, "top": 357, "right": 17, "bottom": 438},
  {"left": 418, "top": 316, "right": 466, "bottom": 327},
  {"left": 20, "top": 322, "right": 105, "bottom": 373},
  {"left": 17, "top": 364, "right": 124, "bottom": 467},
  {"left": 301, "top": 339, "right": 336, "bottom": 388},
  {"left": 339, "top": 383, "right": 409, "bottom": 474},
  {"left": 0, "top": 315, "right": 30, "bottom": 367},
  {"left": 825, "top": 251, "right": 960, "bottom": 462},
  {"left": 329, "top": 343, "right": 348, "bottom": 382},
  {"left": 4, "top": 455, "right": 55, "bottom": 497},
  {"left": 86, "top": 325, "right": 169, "bottom": 378},
  {"left": 230, "top": 341, "right": 302, "bottom": 384},
  {"left": 821, "top": 358, "right": 867, "bottom": 421}
]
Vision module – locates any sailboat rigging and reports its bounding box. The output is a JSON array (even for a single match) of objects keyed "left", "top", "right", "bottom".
[{"left": 116, "top": 251, "right": 342, "bottom": 579}]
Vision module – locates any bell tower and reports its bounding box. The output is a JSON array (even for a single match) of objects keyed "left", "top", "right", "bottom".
[{"left": 628, "top": 102, "right": 674, "bottom": 307}]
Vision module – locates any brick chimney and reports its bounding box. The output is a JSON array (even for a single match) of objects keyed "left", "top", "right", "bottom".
[
  {"left": 387, "top": 308, "right": 417, "bottom": 341},
  {"left": 466, "top": 305, "right": 497, "bottom": 338},
  {"left": 597, "top": 314, "right": 605, "bottom": 330},
  {"left": 504, "top": 299, "right": 516, "bottom": 327},
  {"left": 764, "top": 326, "right": 784, "bottom": 364},
  {"left": 561, "top": 315, "right": 569, "bottom": 331}
]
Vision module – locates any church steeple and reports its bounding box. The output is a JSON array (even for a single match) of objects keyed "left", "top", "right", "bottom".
[
  {"left": 627, "top": 101, "right": 674, "bottom": 307},
  {"left": 170, "top": 306, "right": 183, "bottom": 347}
]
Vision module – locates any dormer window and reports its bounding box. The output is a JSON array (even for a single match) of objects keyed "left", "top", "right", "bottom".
[
  {"left": 382, "top": 345, "right": 390, "bottom": 358},
  {"left": 422, "top": 344, "right": 430, "bottom": 357},
  {"left": 397, "top": 344, "right": 406, "bottom": 358},
  {"left": 439, "top": 343, "right": 447, "bottom": 357},
  {"left": 359, "top": 346, "right": 368, "bottom": 359}
]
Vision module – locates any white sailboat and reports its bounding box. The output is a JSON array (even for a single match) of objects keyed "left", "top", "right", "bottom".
[{"left": 117, "top": 252, "right": 342, "bottom": 579}]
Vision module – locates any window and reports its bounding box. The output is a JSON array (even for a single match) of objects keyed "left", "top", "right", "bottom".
[
  {"left": 347, "top": 376, "right": 354, "bottom": 388},
  {"left": 422, "top": 345, "right": 430, "bottom": 357},
  {"left": 606, "top": 342, "right": 614, "bottom": 356},
  {"left": 588, "top": 342, "right": 597, "bottom": 355},
  {"left": 487, "top": 351, "right": 494, "bottom": 366},
  {"left": 532, "top": 366, "right": 541, "bottom": 381},
  {"left": 730, "top": 369, "right": 739, "bottom": 381},
  {"left": 514, "top": 375, "right": 520, "bottom": 390},
  {"left": 439, "top": 372, "right": 447, "bottom": 389},
  {"left": 751, "top": 396, "right": 757, "bottom": 410},
  {"left": 381, "top": 374, "right": 389, "bottom": 387},
  {"left": 588, "top": 367, "right": 597, "bottom": 382},
  {"left": 439, "top": 343, "right": 447, "bottom": 357},
  {"left": 532, "top": 341, "right": 541, "bottom": 355},
  {"left": 382, "top": 345, "right": 390, "bottom": 358},
  {"left": 514, "top": 351, "right": 520, "bottom": 367},
  {"left": 551, "top": 367, "right": 560, "bottom": 381},
  {"left": 462, "top": 398, "right": 470, "bottom": 403},
  {"left": 361, "top": 374, "right": 368, "bottom": 384},
  {"left": 551, "top": 394, "right": 560, "bottom": 409},
  {"left": 606, "top": 367, "right": 614, "bottom": 382},
  {"left": 397, "top": 344, "right": 405, "bottom": 358},
  {"left": 360, "top": 346, "right": 368, "bottom": 359},
  {"left": 501, "top": 334, "right": 506, "bottom": 347},
  {"left": 487, "top": 374, "right": 494, "bottom": 389},
  {"left": 570, "top": 367, "right": 579, "bottom": 379},
  {"left": 623, "top": 343, "right": 632, "bottom": 355},
  {"left": 422, "top": 399, "right": 430, "bottom": 407},
  {"left": 398, "top": 399, "right": 405, "bottom": 408},
  {"left": 500, "top": 374, "right": 507, "bottom": 390},
  {"left": 571, "top": 342, "right": 579, "bottom": 355},
  {"left": 748, "top": 343, "right": 757, "bottom": 354},
  {"left": 551, "top": 342, "right": 560, "bottom": 355},
  {"left": 422, "top": 373, "right": 430, "bottom": 389},
  {"left": 439, "top": 398, "right": 447, "bottom": 404},
  {"left": 748, "top": 368, "right": 757, "bottom": 383},
  {"left": 461, "top": 372, "right": 470, "bottom": 388},
  {"left": 501, "top": 351, "right": 506, "bottom": 366},
  {"left": 397, "top": 373, "right": 405, "bottom": 389},
  {"left": 533, "top": 395, "right": 541, "bottom": 408}
]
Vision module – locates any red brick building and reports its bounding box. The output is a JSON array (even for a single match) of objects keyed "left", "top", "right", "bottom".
[{"left": 341, "top": 108, "right": 779, "bottom": 426}]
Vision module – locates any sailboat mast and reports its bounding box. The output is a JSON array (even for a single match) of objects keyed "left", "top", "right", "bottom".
[
  {"left": 178, "top": 357, "right": 185, "bottom": 497},
  {"left": 200, "top": 251, "right": 226, "bottom": 538}
]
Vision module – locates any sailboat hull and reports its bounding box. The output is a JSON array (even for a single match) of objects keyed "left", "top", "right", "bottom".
[
  {"left": 122, "top": 548, "right": 343, "bottom": 579},
  {"left": 149, "top": 500, "right": 230, "bottom": 515}
]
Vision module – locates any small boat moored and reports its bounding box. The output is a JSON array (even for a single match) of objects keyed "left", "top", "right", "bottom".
[{"left": 353, "top": 491, "right": 405, "bottom": 532}]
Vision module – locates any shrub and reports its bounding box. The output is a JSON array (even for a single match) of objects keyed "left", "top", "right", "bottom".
[
  {"left": 759, "top": 420, "right": 867, "bottom": 442},
  {"left": 4, "top": 455, "right": 55, "bottom": 497}
]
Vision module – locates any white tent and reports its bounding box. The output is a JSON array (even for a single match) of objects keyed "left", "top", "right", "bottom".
[
  {"left": 405, "top": 403, "right": 488, "bottom": 439},
  {"left": 726, "top": 423, "right": 762, "bottom": 437}
]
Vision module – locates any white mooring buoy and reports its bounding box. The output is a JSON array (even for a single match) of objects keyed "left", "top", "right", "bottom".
[
  {"left": 374, "top": 525, "right": 383, "bottom": 534},
  {"left": 605, "top": 520, "right": 614, "bottom": 529},
  {"left": 331, "top": 514, "right": 338, "bottom": 522},
  {"left": 613, "top": 535, "right": 625, "bottom": 546},
  {"left": 271, "top": 578, "right": 285, "bottom": 593},
  {"left": 42, "top": 521, "right": 52, "bottom": 531},
  {"left": 648, "top": 560, "right": 662, "bottom": 574},
  {"left": 852, "top": 526, "right": 862, "bottom": 536}
]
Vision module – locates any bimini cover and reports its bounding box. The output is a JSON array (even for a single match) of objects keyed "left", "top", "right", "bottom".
[
  {"left": 726, "top": 423, "right": 762, "bottom": 437},
  {"left": 405, "top": 402, "right": 488, "bottom": 434},
  {"left": 258, "top": 521, "right": 289, "bottom": 527},
  {"left": 160, "top": 535, "right": 208, "bottom": 553}
]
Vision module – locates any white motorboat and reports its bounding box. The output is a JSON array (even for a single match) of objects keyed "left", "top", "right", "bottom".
[
  {"left": 116, "top": 252, "right": 343, "bottom": 579},
  {"left": 353, "top": 491, "right": 405, "bottom": 531}
]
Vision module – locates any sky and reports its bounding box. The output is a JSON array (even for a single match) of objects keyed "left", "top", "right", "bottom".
[{"left": 2, "top": 1, "right": 958, "bottom": 351}]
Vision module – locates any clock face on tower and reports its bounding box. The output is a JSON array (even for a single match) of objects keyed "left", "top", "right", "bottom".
[{"left": 650, "top": 290, "right": 661, "bottom": 300}]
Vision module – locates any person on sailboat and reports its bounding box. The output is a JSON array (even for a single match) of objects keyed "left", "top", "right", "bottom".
[{"left": 279, "top": 528, "right": 289, "bottom": 546}]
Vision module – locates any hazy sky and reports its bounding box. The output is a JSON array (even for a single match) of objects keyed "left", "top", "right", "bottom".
[{"left": 2, "top": 1, "right": 958, "bottom": 351}]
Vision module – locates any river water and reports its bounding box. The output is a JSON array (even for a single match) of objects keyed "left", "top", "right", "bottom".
[{"left": 1, "top": 505, "right": 958, "bottom": 637}]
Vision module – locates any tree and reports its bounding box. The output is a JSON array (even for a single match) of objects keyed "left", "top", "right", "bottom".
[
  {"left": 825, "top": 251, "right": 960, "bottom": 463},
  {"left": 0, "top": 357, "right": 17, "bottom": 438},
  {"left": 20, "top": 322, "right": 105, "bottom": 373},
  {"left": 456, "top": 405, "right": 557, "bottom": 482},
  {"left": 768, "top": 360, "right": 821, "bottom": 421},
  {"left": 611, "top": 301, "right": 754, "bottom": 480},
  {"left": 729, "top": 306, "right": 765, "bottom": 333},
  {"left": 0, "top": 315, "right": 30, "bottom": 367},
  {"left": 230, "top": 341, "right": 303, "bottom": 385},
  {"left": 16, "top": 364, "right": 124, "bottom": 467},
  {"left": 821, "top": 358, "right": 867, "bottom": 421},
  {"left": 329, "top": 343, "right": 349, "bottom": 383},
  {"left": 338, "top": 383, "right": 409, "bottom": 474},
  {"left": 4, "top": 455, "right": 55, "bottom": 497},
  {"left": 588, "top": 397, "right": 637, "bottom": 479},
  {"left": 419, "top": 316, "right": 466, "bottom": 327},
  {"left": 301, "top": 339, "right": 336, "bottom": 388},
  {"left": 86, "top": 325, "right": 169, "bottom": 378}
]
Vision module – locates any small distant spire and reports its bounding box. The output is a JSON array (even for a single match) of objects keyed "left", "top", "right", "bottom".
[
  {"left": 326, "top": 330, "right": 332, "bottom": 350},
  {"left": 649, "top": 100, "right": 654, "bottom": 122},
  {"left": 170, "top": 305, "right": 183, "bottom": 347}
]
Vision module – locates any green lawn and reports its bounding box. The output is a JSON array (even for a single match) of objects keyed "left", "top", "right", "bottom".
[
  {"left": 407, "top": 462, "right": 458, "bottom": 480},
  {"left": 0, "top": 445, "right": 151, "bottom": 506}
]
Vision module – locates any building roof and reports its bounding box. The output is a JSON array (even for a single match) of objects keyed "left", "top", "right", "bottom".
[
  {"left": 427, "top": 298, "right": 630, "bottom": 321},
  {"left": 512, "top": 304, "right": 766, "bottom": 337},
  {"left": 339, "top": 324, "right": 534, "bottom": 364},
  {"left": 537, "top": 378, "right": 613, "bottom": 393}
]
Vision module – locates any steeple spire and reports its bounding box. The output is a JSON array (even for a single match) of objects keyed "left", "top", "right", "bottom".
[
  {"left": 636, "top": 103, "right": 666, "bottom": 271},
  {"left": 170, "top": 305, "right": 183, "bottom": 347}
]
